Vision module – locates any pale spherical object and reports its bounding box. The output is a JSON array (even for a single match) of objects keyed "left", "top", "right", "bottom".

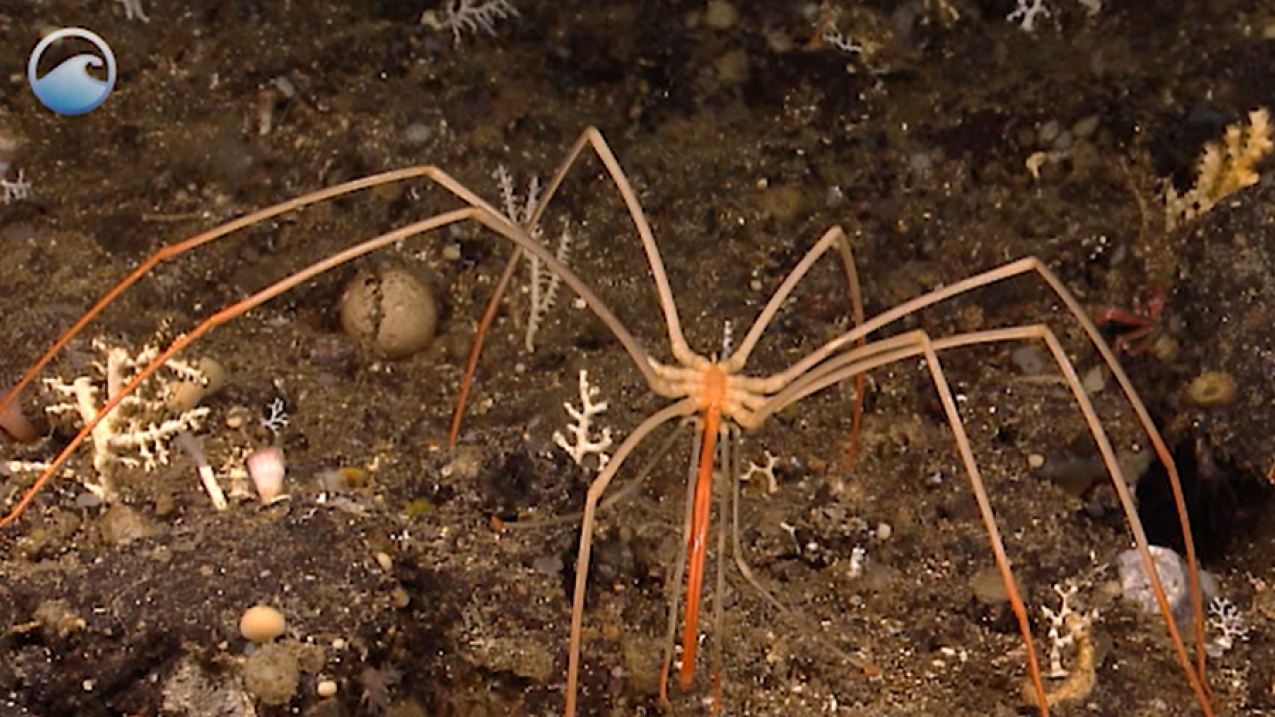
[
  {"left": 316, "top": 679, "right": 339, "bottom": 698},
  {"left": 240, "top": 604, "right": 286, "bottom": 643},
  {"left": 339, "top": 266, "right": 438, "bottom": 359}
]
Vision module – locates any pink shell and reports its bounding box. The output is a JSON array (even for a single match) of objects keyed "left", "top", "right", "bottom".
[{"left": 245, "top": 446, "right": 286, "bottom": 503}]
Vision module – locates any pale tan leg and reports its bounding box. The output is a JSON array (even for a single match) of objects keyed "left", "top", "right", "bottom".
[
  {"left": 527, "top": 128, "right": 697, "bottom": 367},
  {"left": 763, "top": 323, "right": 1213, "bottom": 716},
  {"left": 769, "top": 256, "right": 1211, "bottom": 713},
  {"left": 565, "top": 399, "right": 698, "bottom": 717}
]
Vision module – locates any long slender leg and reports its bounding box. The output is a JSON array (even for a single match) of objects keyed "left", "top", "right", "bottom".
[
  {"left": 529, "top": 128, "right": 697, "bottom": 367},
  {"left": 708, "top": 422, "right": 730, "bottom": 715},
  {"left": 763, "top": 326, "right": 1214, "bottom": 716},
  {"left": 724, "top": 225, "right": 868, "bottom": 467},
  {"left": 771, "top": 256, "right": 1210, "bottom": 707},
  {"left": 0, "top": 167, "right": 447, "bottom": 432},
  {"left": 451, "top": 128, "right": 701, "bottom": 443},
  {"left": 914, "top": 336, "right": 1051, "bottom": 717},
  {"left": 0, "top": 208, "right": 478, "bottom": 528},
  {"left": 566, "top": 399, "right": 697, "bottom": 717},
  {"left": 449, "top": 245, "right": 522, "bottom": 445}
]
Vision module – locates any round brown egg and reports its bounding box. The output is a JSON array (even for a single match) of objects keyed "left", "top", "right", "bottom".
[{"left": 339, "top": 265, "right": 438, "bottom": 359}]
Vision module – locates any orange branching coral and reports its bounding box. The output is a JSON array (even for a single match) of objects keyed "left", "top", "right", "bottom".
[{"left": 1166, "top": 108, "right": 1273, "bottom": 230}]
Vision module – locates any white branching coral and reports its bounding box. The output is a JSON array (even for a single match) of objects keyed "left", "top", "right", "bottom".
[
  {"left": 422, "top": 0, "right": 519, "bottom": 44},
  {"left": 1040, "top": 582, "right": 1097, "bottom": 679},
  {"left": 1206, "top": 596, "right": 1247, "bottom": 657},
  {"left": 553, "top": 370, "right": 612, "bottom": 469},
  {"left": 43, "top": 339, "right": 210, "bottom": 501},
  {"left": 493, "top": 165, "right": 572, "bottom": 353},
  {"left": 1007, "top": 0, "right": 1101, "bottom": 32},
  {"left": 1166, "top": 108, "right": 1273, "bottom": 230},
  {"left": 1020, "top": 580, "right": 1098, "bottom": 709},
  {"left": 1007, "top": 0, "right": 1051, "bottom": 32},
  {"left": 2, "top": 169, "right": 31, "bottom": 204},
  {"left": 741, "top": 450, "right": 779, "bottom": 494}
]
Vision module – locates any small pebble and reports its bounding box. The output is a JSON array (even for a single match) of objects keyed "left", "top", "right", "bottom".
[
  {"left": 317, "top": 679, "right": 338, "bottom": 698},
  {"left": 703, "top": 0, "right": 738, "bottom": 29},
  {"left": 1072, "top": 114, "right": 1101, "bottom": 140},
  {"left": 1081, "top": 365, "right": 1106, "bottom": 394},
  {"left": 1010, "top": 345, "right": 1046, "bottom": 375},
  {"left": 404, "top": 122, "right": 432, "bottom": 144},
  {"left": 533, "top": 554, "right": 565, "bottom": 575}
]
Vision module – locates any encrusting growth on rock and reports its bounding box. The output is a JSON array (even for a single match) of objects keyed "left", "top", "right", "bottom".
[{"left": 1166, "top": 108, "right": 1273, "bottom": 230}]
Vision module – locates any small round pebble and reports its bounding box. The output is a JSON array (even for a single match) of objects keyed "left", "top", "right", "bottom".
[
  {"left": 240, "top": 605, "right": 286, "bottom": 643},
  {"left": 317, "top": 679, "right": 339, "bottom": 698}
]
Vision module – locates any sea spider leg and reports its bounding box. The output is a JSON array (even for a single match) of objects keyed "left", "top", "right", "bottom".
[
  {"left": 0, "top": 167, "right": 447, "bottom": 436},
  {"left": 566, "top": 398, "right": 701, "bottom": 717},
  {"left": 0, "top": 161, "right": 655, "bottom": 529},
  {"left": 448, "top": 128, "right": 697, "bottom": 446},
  {"left": 0, "top": 208, "right": 475, "bottom": 528},
  {"left": 762, "top": 322, "right": 1213, "bottom": 716},
  {"left": 447, "top": 129, "right": 870, "bottom": 458},
  {"left": 822, "top": 258, "right": 1210, "bottom": 708}
]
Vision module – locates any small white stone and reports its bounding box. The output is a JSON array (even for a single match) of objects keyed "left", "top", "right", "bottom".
[
  {"left": 317, "top": 679, "right": 338, "bottom": 698},
  {"left": 375, "top": 551, "right": 393, "bottom": 572}
]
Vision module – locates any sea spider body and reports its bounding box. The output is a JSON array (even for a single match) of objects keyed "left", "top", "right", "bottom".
[{"left": 649, "top": 358, "right": 772, "bottom": 428}]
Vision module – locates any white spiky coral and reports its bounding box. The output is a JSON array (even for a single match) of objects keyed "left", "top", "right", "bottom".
[{"left": 43, "top": 339, "right": 210, "bottom": 501}]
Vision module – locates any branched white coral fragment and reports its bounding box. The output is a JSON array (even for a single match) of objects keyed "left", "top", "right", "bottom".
[
  {"left": 44, "top": 339, "right": 210, "bottom": 501},
  {"left": 2, "top": 170, "right": 31, "bottom": 204},
  {"left": 553, "top": 370, "right": 612, "bottom": 469},
  {"left": 493, "top": 165, "right": 572, "bottom": 353},
  {"left": 422, "top": 0, "right": 519, "bottom": 44}
]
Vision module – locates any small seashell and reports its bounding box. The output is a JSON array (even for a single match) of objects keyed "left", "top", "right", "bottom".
[{"left": 246, "top": 446, "right": 287, "bottom": 503}]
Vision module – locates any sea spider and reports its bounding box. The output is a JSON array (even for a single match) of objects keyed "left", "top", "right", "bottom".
[{"left": 0, "top": 129, "right": 1212, "bottom": 716}]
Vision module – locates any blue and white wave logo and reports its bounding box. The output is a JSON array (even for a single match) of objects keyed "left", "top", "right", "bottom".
[{"left": 27, "top": 28, "right": 117, "bottom": 116}]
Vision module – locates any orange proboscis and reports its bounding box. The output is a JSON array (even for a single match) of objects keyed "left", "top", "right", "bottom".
[{"left": 677, "top": 365, "right": 726, "bottom": 692}]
